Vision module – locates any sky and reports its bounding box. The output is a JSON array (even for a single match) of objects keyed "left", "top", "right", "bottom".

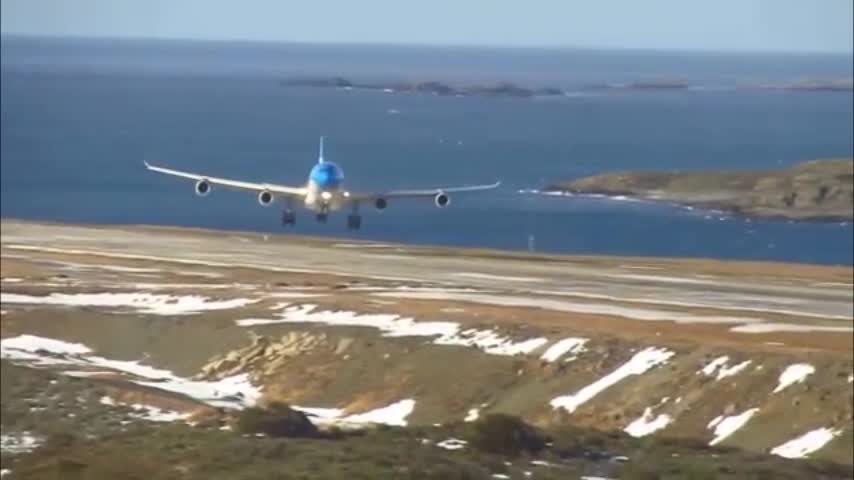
[{"left": 2, "top": 0, "right": 852, "bottom": 53}]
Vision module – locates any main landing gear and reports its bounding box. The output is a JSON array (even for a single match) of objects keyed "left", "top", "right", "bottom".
[
  {"left": 282, "top": 198, "right": 297, "bottom": 227},
  {"left": 282, "top": 203, "right": 363, "bottom": 230},
  {"left": 347, "top": 202, "right": 362, "bottom": 231},
  {"left": 281, "top": 209, "right": 296, "bottom": 227}
]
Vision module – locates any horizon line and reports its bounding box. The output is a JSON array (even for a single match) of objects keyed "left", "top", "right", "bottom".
[{"left": 3, "top": 32, "right": 852, "bottom": 57}]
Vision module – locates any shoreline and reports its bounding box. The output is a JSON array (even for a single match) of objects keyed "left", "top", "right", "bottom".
[
  {"left": 536, "top": 189, "right": 854, "bottom": 224},
  {"left": 547, "top": 159, "right": 854, "bottom": 224}
]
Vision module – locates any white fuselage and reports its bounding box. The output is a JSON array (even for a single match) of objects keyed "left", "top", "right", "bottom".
[
  {"left": 303, "top": 160, "right": 348, "bottom": 212},
  {"left": 303, "top": 180, "right": 349, "bottom": 212}
]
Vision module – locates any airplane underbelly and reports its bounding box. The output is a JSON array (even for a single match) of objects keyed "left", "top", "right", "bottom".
[{"left": 304, "top": 182, "right": 344, "bottom": 212}]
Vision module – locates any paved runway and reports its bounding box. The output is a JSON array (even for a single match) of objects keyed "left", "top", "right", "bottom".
[{"left": 2, "top": 221, "right": 851, "bottom": 329}]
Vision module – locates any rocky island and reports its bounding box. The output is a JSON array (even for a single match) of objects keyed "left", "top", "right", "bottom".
[
  {"left": 279, "top": 76, "right": 565, "bottom": 98},
  {"left": 280, "top": 76, "right": 853, "bottom": 98},
  {"left": 547, "top": 158, "right": 854, "bottom": 221}
]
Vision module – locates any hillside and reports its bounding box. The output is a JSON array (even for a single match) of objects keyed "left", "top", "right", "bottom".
[
  {"left": 1, "top": 221, "right": 852, "bottom": 478},
  {"left": 548, "top": 159, "right": 854, "bottom": 221}
]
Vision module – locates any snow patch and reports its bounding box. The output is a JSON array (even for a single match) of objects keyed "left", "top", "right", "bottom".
[
  {"left": 1, "top": 334, "right": 92, "bottom": 356},
  {"left": 343, "top": 399, "right": 415, "bottom": 426},
  {"left": 100, "top": 396, "right": 190, "bottom": 422},
  {"left": 770, "top": 427, "right": 841, "bottom": 458},
  {"left": 1, "top": 432, "right": 42, "bottom": 454},
  {"left": 296, "top": 399, "right": 416, "bottom": 427},
  {"left": 1, "top": 335, "right": 261, "bottom": 409},
  {"left": 1, "top": 292, "right": 255, "bottom": 315},
  {"left": 436, "top": 438, "right": 468, "bottom": 450},
  {"left": 699, "top": 356, "right": 751, "bottom": 380},
  {"left": 708, "top": 408, "right": 759, "bottom": 445},
  {"left": 136, "top": 373, "right": 261, "bottom": 409},
  {"left": 238, "top": 304, "right": 548, "bottom": 357},
  {"left": 700, "top": 356, "right": 729, "bottom": 376},
  {"left": 624, "top": 407, "right": 672, "bottom": 437},
  {"left": 540, "top": 338, "right": 588, "bottom": 362},
  {"left": 550, "top": 347, "right": 674, "bottom": 413},
  {"left": 717, "top": 360, "right": 752, "bottom": 380},
  {"left": 128, "top": 404, "right": 191, "bottom": 422},
  {"left": 773, "top": 364, "right": 815, "bottom": 393},
  {"left": 464, "top": 408, "right": 479, "bottom": 422},
  {"left": 291, "top": 406, "right": 344, "bottom": 421}
]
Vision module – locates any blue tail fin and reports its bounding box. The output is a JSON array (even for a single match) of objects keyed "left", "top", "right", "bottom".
[{"left": 318, "top": 136, "right": 325, "bottom": 164}]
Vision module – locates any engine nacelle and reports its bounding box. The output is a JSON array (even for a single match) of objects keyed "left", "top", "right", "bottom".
[
  {"left": 375, "top": 197, "right": 388, "bottom": 210},
  {"left": 258, "top": 190, "right": 274, "bottom": 206},
  {"left": 434, "top": 192, "right": 450, "bottom": 208},
  {"left": 195, "top": 179, "right": 211, "bottom": 197}
]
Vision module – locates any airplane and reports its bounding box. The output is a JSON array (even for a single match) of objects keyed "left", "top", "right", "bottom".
[{"left": 143, "top": 137, "right": 500, "bottom": 230}]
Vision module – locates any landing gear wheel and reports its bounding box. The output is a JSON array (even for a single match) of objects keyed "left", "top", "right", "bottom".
[
  {"left": 316, "top": 213, "right": 328, "bottom": 223},
  {"left": 347, "top": 214, "right": 362, "bottom": 231},
  {"left": 281, "top": 210, "right": 296, "bottom": 227}
]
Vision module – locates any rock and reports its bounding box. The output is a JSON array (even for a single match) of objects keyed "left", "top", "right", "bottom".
[
  {"left": 198, "top": 332, "right": 330, "bottom": 380},
  {"left": 235, "top": 402, "right": 319, "bottom": 438},
  {"left": 335, "top": 338, "right": 355, "bottom": 355}
]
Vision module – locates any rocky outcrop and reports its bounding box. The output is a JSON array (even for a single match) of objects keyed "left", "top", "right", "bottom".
[
  {"left": 197, "top": 331, "right": 339, "bottom": 380},
  {"left": 548, "top": 158, "right": 854, "bottom": 221}
]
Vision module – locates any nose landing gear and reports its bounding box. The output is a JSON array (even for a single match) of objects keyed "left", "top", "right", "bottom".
[{"left": 315, "top": 203, "right": 330, "bottom": 223}]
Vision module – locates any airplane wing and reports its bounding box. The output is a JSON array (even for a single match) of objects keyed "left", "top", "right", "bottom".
[
  {"left": 349, "top": 181, "right": 501, "bottom": 201},
  {"left": 144, "top": 161, "right": 307, "bottom": 196}
]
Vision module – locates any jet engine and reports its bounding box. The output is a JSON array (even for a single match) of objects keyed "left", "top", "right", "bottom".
[
  {"left": 258, "top": 190, "right": 274, "bottom": 206},
  {"left": 375, "top": 197, "right": 388, "bottom": 210},
  {"left": 434, "top": 192, "right": 450, "bottom": 208},
  {"left": 195, "top": 179, "right": 211, "bottom": 196}
]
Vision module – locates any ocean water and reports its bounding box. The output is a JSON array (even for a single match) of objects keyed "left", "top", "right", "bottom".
[{"left": 1, "top": 36, "right": 852, "bottom": 265}]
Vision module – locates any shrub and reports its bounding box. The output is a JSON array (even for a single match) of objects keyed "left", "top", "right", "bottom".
[
  {"left": 235, "top": 402, "right": 319, "bottom": 438},
  {"left": 467, "top": 413, "right": 548, "bottom": 457}
]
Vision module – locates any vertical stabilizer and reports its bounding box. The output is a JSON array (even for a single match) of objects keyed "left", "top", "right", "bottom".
[{"left": 318, "top": 136, "right": 325, "bottom": 164}]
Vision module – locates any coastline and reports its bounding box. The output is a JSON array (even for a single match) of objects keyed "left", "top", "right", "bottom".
[
  {"left": 546, "top": 159, "right": 854, "bottom": 223},
  {"left": 535, "top": 189, "right": 854, "bottom": 224}
]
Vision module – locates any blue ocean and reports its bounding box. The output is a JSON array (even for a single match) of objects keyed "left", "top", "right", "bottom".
[{"left": 2, "top": 36, "right": 852, "bottom": 265}]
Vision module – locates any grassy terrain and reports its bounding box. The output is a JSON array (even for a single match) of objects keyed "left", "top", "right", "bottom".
[{"left": 3, "top": 361, "right": 852, "bottom": 480}]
